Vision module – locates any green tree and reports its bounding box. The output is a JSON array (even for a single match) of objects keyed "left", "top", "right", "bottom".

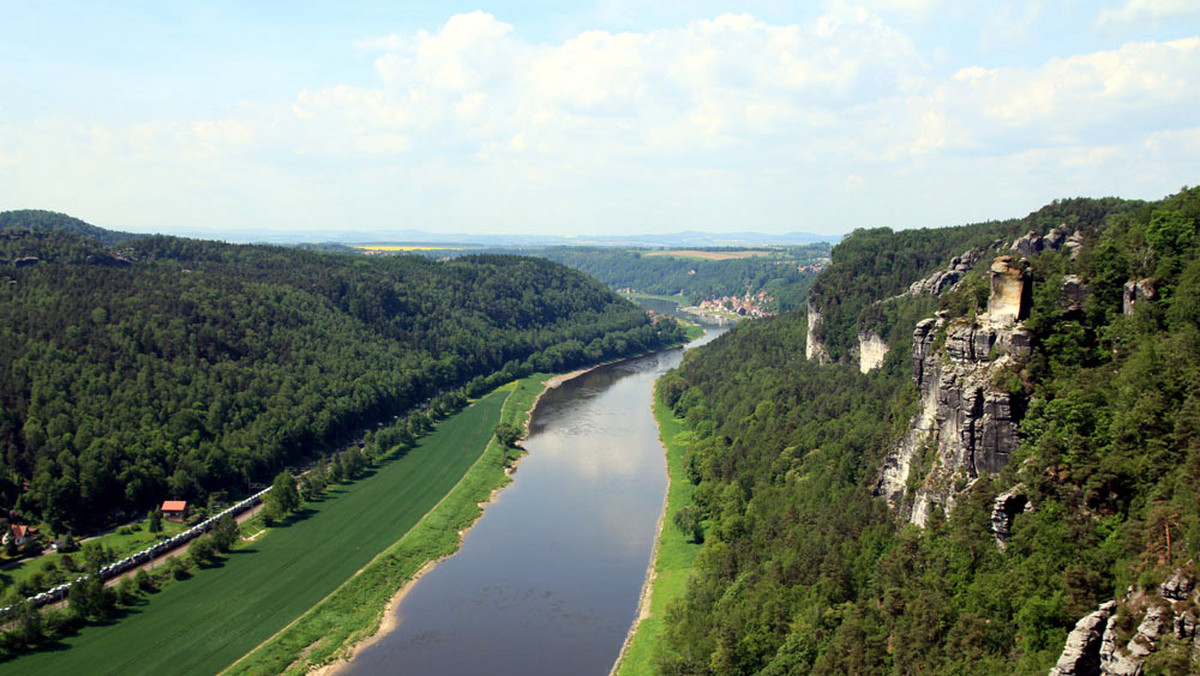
[
  {"left": 81, "top": 541, "right": 107, "bottom": 573},
  {"left": 164, "top": 555, "right": 191, "bottom": 580},
  {"left": 68, "top": 574, "right": 113, "bottom": 619},
  {"left": 147, "top": 508, "right": 163, "bottom": 534},
  {"left": 134, "top": 568, "right": 154, "bottom": 592},
  {"left": 265, "top": 471, "right": 301, "bottom": 518},
  {"left": 673, "top": 504, "right": 704, "bottom": 543},
  {"left": 211, "top": 514, "right": 238, "bottom": 552},
  {"left": 188, "top": 535, "right": 218, "bottom": 567},
  {"left": 493, "top": 423, "right": 523, "bottom": 448}
]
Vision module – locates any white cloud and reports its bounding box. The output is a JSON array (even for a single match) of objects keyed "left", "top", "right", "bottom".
[
  {"left": 933, "top": 37, "right": 1200, "bottom": 151},
  {"left": 1097, "top": 0, "right": 1200, "bottom": 26},
  {"left": 2, "top": 8, "right": 1196, "bottom": 237}
]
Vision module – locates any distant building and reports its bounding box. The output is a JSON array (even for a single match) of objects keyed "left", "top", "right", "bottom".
[
  {"left": 3, "top": 524, "right": 32, "bottom": 546},
  {"left": 161, "top": 500, "right": 189, "bottom": 522}
]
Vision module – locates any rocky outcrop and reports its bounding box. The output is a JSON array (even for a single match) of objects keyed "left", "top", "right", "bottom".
[
  {"left": 906, "top": 248, "right": 986, "bottom": 296},
  {"left": 1012, "top": 226, "right": 1084, "bottom": 260},
  {"left": 805, "top": 297, "right": 831, "bottom": 364},
  {"left": 1123, "top": 279, "right": 1155, "bottom": 315},
  {"left": 1051, "top": 601, "right": 1117, "bottom": 676},
  {"left": 85, "top": 252, "right": 132, "bottom": 267},
  {"left": 991, "top": 484, "right": 1031, "bottom": 546},
  {"left": 858, "top": 330, "right": 888, "bottom": 373},
  {"left": 1051, "top": 571, "right": 1200, "bottom": 676},
  {"left": 1061, "top": 275, "right": 1090, "bottom": 314},
  {"left": 876, "top": 257, "right": 1032, "bottom": 525},
  {"left": 988, "top": 256, "right": 1029, "bottom": 326}
]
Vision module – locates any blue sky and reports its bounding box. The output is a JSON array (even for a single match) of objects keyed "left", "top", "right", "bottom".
[{"left": 1, "top": 1, "right": 1198, "bottom": 239}]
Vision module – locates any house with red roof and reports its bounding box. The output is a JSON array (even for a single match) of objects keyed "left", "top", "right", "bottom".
[
  {"left": 161, "top": 500, "right": 189, "bottom": 522},
  {"left": 3, "top": 524, "right": 32, "bottom": 547}
]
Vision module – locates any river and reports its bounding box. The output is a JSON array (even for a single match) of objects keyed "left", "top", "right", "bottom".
[{"left": 341, "top": 320, "right": 728, "bottom": 675}]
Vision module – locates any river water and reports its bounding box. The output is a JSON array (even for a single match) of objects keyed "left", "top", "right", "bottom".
[{"left": 342, "top": 320, "right": 728, "bottom": 676}]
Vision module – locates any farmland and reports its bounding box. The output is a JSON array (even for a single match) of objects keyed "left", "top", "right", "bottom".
[
  {"left": 0, "top": 389, "right": 509, "bottom": 676},
  {"left": 640, "top": 249, "right": 773, "bottom": 260}
]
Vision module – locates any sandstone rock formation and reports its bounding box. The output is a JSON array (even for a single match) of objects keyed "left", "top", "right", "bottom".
[
  {"left": 906, "top": 248, "right": 986, "bottom": 296},
  {"left": 875, "top": 257, "right": 1032, "bottom": 525},
  {"left": 991, "top": 484, "right": 1032, "bottom": 546},
  {"left": 988, "top": 256, "right": 1029, "bottom": 326},
  {"left": 1050, "top": 571, "right": 1200, "bottom": 676},
  {"left": 857, "top": 329, "right": 889, "bottom": 373},
  {"left": 1012, "top": 226, "right": 1084, "bottom": 260},
  {"left": 1051, "top": 601, "right": 1117, "bottom": 676},
  {"left": 1061, "top": 275, "right": 1090, "bottom": 314},
  {"left": 1123, "top": 279, "right": 1156, "bottom": 315},
  {"left": 805, "top": 297, "right": 832, "bottom": 364}
]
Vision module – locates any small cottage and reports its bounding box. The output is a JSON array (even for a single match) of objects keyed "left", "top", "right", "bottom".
[{"left": 161, "top": 500, "right": 189, "bottom": 522}]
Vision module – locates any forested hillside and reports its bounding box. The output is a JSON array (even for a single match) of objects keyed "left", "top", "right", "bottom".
[
  {"left": 0, "top": 218, "right": 683, "bottom": 533},
  {"left": 654, "top": 187, "right": 1200, "bottom": 674},
  {"left": 537, "top": 246, "right": 828, "bottom": 312},
  {"left": 0, "top": 210, "right": 138, "bottom": 246},
  {"left": 420, "top": 245, "right": 830, "bottom": 313}
]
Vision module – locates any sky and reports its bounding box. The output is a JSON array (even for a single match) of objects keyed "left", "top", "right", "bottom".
[{"left": 1, "top": 0, "right": 1198, "bottom": 240}]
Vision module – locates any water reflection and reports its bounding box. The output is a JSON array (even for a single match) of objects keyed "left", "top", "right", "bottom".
[{"left": 342, "top": 324, "right": 728, "bottom": 676}]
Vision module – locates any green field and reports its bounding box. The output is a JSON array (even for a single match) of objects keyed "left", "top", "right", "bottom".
[
  {"left": 613, "top": 397, "right": 704, "bottom": 676},
  {"left": 226, "top": 375, "right": 550, "bottom": 674},
  {"left": 0, "top": 388, "right": 509, "bottom": 676}
]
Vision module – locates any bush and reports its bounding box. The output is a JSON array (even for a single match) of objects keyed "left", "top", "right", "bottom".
[
  {"left": 134, "top": 568, "right": 155, "bottom": 592},
  {"left": 164, "top": 555, "right": 191, "bottom": 580}
]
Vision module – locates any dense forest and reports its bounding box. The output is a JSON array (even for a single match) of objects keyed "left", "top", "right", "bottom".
[
  {"left": 654, "top": 187, "right": 1200, "bottom": 674},
  {"left": 0, "top": 212, "right": 684, "bottom": 533}
]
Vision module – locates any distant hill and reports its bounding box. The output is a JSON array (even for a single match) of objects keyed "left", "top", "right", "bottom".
[
  {"left": 0, "top": 209, "right": 140, "bottom": 246},
  {"left": 183, "top": 227, "right": 840, "bottom": 247},
  {"left": 0, "top": 225, "right": 684, "bottom": 535}
]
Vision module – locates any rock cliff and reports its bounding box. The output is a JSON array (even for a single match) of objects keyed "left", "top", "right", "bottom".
[
  {"left": 805, "top": 297, "right": 832, "bottom": 364},
  {"left": 857, "top": 329, "right": 888, "bottom": 373},
  {"left": 875, "top": 256, "right": 1032, "bottom": 525},
  {"left": 1050, "top": 570, "right": 1200, "bottom": 676}
]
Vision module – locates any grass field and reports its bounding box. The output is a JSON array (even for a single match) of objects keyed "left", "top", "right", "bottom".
[
  {"left": 0, "top": 388, "right": 509, "bottom": 676},
  {"left": 225, "top": 375, "right": 551, "bottom": 674},
  {"left": 613, "top": 397, "right": 703, "bottom": 676}
]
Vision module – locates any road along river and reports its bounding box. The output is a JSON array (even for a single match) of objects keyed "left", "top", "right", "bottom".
[{"left": 341, "top": 323, "right": 728, "bottom": 676}]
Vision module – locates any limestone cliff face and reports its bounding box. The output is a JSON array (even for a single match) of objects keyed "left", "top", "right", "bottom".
[
  {"left": 805, "top": 297, "right": 832, "bottom": 364},
  {"left": 875, "top": 257, "right": 1032, "bottom": 525},
  {"left": 1050, "top": 571, "right": 1200, "bottom": 676},
  {"left": 857, "top": 329, "right": 889, "bottom": 373}
]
